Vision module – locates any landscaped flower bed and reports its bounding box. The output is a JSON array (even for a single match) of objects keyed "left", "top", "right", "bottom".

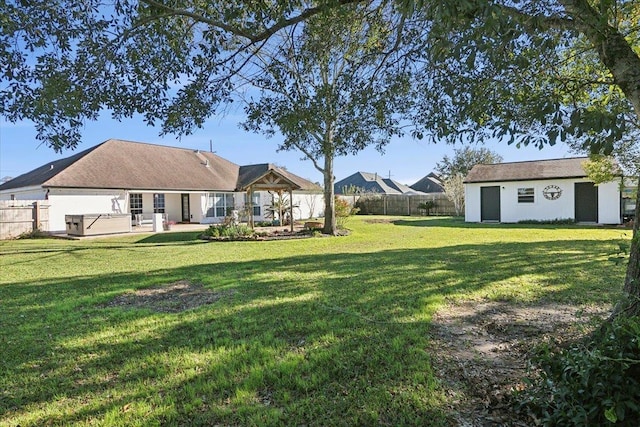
[{"left": 199, "top": 224, "right": 321, "bottom": 241}]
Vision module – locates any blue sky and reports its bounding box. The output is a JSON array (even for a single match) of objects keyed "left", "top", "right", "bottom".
[{"left": 0, "top": 112, "right": 576, "bottom": 186}]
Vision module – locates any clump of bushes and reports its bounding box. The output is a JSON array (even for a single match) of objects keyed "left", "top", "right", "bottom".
[
  {"left": 517, "top": 218, "right": 576, "bottom": 225},
  {"left": 255, "top": 220, "right": 274, "bottom": 227},
  {"left": 335, "top": 197, "right": 359, "bottom": 229},
  {"left": 519, "top": 315, "right": 640, "bottom": 426},
  {"left": 17, "top": 228, "right": 50, "bottom": 239},
  {"left": 202, "top": 223, "right": 253, "bottom": 239}
]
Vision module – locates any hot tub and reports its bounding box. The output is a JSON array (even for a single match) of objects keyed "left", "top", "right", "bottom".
[{"left": 65, "top": 213, "right": 131, "bottom": 236}]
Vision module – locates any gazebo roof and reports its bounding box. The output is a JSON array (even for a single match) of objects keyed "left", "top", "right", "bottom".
[{"left": 238, "top": 163, "right": 321, "bottom": 192}]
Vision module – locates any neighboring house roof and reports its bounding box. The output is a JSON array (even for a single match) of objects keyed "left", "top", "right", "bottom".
[
  {"left": 0, "top": 139, "right": 320, "bottom": 192},
  {"left": 334, "top": 171, "right": 425, "bottom": 195},
  {"left": 464, "top": 157, "right": 620, "bottom": 183},
  {"left": 410, "top": 172, "right": 445, "bottom": 193}
]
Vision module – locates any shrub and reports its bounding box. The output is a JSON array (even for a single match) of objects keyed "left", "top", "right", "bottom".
[
  {"left": 202, "top": 223, "right": 253, "bottom": 239},
  {"left": 517, "top": 218, "right": 576, "bottom": 225},
  {"left": 335, "top": 197, "right": 359, "bottom": 229},
  {"left": 17, "top": 228, "right": 50, "bottom": 239},
  {"left": 417, "top": 201, "right": 436, "bottom": 216},
  {"left": 354, "top": 194, "right": 381, "bottom": 215},
  {"left": 519, "top": 315, "right": 640, "bottom": 426}
]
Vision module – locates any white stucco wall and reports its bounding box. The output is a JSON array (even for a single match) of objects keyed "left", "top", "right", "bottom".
[
  {"left": 598, "top": 180, "right": 622, "bottom": 224},
  {"left": 3, "top": 186, "right": 325, "bottom": 231},
  {"left": 47, "top": 188, "right": 128, "bottom": 232},
  {"left": 465, "top": 178, "right": 621, "bottom": 224},
  {"left": 292, "top": 192, "right": 324, "bottom": 219},
  {"left": 195, "top": 191, "right": 324, "bottom": 224},
  {"left": 164, "top": 193, "right": 182, "bottom": 223},
  {"left": 465, "top": 184, "right": 481, "bottom": 222},
  {"left": 195, "top": 192, "right": 248, "bottom": 224},
  {"left": 500, "top": 179, "right": 577, "bottom": 223}
]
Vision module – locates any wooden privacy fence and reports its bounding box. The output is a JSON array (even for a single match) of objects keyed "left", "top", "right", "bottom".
[
  {"left": 0, "top": 201, "right": 50, "bottom": 240},
  {"left": 339, "top": 194, "right": 457, "bottom": 216}
]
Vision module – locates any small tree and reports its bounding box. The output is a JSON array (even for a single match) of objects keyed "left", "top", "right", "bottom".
[
  {"left": 435, "top": 147, "right": 503, "bottom": 179},
  {"left": 582, "top": 155, "right": 621, "bottom": 185},
  {"left": 443, "top": 174, "right": 465, "bottom": 217},
  {"left": 302, "top": 193, "right": 320, "bottom": 219},
  {"left": 417, "top": 200, "right": 436, "bottom": 216},
  {"left": 435, "top": 147, "right": 501, "bottom": 219}
]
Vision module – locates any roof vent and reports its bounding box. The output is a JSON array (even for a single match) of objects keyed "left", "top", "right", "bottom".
[
  {"left": 204, "top": 159, "right": 210, "bottom": 168},
  {"left": 50, "top": 164, "right": 54, "bottom": 170}
]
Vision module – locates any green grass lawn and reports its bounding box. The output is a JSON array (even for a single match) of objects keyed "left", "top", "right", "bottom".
[{"left": 0, "top": 217, "right": 628, "bottom": 426}]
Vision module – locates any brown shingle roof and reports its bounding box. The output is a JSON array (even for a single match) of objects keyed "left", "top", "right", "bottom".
[
  {"left": 238, "top": 164, "right": 322, "bottom": 191},
  {"left": 463, "top": 157, "right": 617, "bottom": 183},
  {"left": 0, "top": 139, "right": 320, "bottom": 192},
  {"left": 43, "top": 139, "right": 241, "bottom": 190},
  {"left": 0, "top": 145, "right": 98, "bottom": 190}
]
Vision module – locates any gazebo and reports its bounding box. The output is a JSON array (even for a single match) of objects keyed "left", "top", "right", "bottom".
[{"left": 238, "top": 164, "right": 313, "bottom": 232}]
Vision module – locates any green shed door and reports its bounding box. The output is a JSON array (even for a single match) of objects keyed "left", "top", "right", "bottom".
[
  {"left": 481, "top": 186, "right": 501, "bottom": 222},
  {"left": 575, "top": 182, "right": 598, "bottom": 222}
]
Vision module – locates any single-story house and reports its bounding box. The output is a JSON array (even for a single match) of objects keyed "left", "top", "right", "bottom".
[
  {"left": 464, "top": 157, "right": 622, "bottom": 224},
  {"left": 0, "top": 139, "right": 323, "bottom": 233},
  {"left": 334, "top": 172, "right": 425, "bottom": 195},
  {"left": 410, "top": 172, "right": 445, "bottom": 194}
]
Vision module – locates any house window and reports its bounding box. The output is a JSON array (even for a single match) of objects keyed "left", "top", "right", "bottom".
[
  {"left": 130, "top": 193, "right": 143, "bottom": 218},
  {"left": 518, "top": 188, "right": 535, "bottom": 203},
  {"left": 10, "top": 194, "right": 15, "bottom": 200},
  {"left": 153, "top": 193, "right": 165, "bottom": 213},
  {"left": 245, "top": 193, "right": 261, "bottom": 216},
  {"left": 206, "top": 193, "right": 234, "bottom": 217}
]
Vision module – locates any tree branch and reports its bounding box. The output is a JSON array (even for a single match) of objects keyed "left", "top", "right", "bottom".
[
  {"left": 290, "top": 139, "right": 325, "bottom": 173},
  {"left": 139, "top": 0, "right": 364, "bottom": 43},
  {"left": 496, "top": 3, "right": 575, "bottom": 32}
]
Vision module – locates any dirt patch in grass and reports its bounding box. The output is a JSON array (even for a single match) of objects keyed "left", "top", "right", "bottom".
[
  {"left": 362, "top": 218, "right": 395, "bottom": 224},
  {"left": 101, "top": 280, "right": 234, "bottom": 313},
  {"left": 430, "top": 300, "right": 610, "bottom": 426}
]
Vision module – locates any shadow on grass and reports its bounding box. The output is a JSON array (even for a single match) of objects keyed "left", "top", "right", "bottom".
[
  {"left": 392, "top": 217, "right": 613, "bottom": 230},
  {"left": 0, "top": 238, "right": 625, "bottom": 425},
  {"left": 0, "top": 234, "right": 206, "bottom": 258},
  {"left": 135, "top": 231, "right": 207, "bottom": 244}
]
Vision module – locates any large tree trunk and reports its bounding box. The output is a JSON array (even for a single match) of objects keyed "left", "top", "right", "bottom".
[
  {"left": 562, "top": 0, "right": 640, "bottom": 318},
  {"left": 322, "top": 152, "right": 337, "bottom": 235},
  {"left": 613, "top": 176, "right": 640, "bottom": 317}
]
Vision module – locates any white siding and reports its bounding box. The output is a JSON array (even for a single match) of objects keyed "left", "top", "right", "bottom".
[
  {"left": 465, "top": 178, "right": 621, "bottom": 224},
  {"left": 0, "top": 186, "right": 47, "bottom": 200},
  {"left": 598, "top": 180, "right": 621, "bottom": 224},
  {"left": 465, "top": 184, "right": 482, "bottom": 222}
]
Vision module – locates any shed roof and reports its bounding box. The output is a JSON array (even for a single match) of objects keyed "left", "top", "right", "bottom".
[{"left": 463, "top": 157, "right": 617, "bottom": 183}]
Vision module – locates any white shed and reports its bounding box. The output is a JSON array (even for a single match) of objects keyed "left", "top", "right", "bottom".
[{"left": 464, "top": 157, "right": 622, "bottom": 224}]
